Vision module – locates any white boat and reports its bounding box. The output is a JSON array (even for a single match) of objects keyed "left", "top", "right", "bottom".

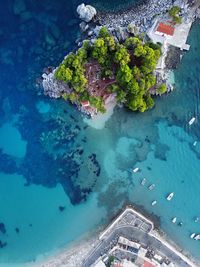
[
  {"left": 189, "top": 117, "right": 196, "bottom": 125},
  {"left": 194, "top": 234, "right": 200, "bottom": 240},
  {"left": 190, "top": 233, "right": 196, "bottom": 239},
  {"left": 133, "top": 167, "right": 139, "bottom": 173},
  {"left": 167, "top": 192, "right": 174, "bottom": 201},
  {"left": 141, "top": 178, "right": 146, "bottom": 186},
  {"left": 172, "top": 217, "right": 177, "bottom": 223},
  {"left": 148, "top": 184, "right": 155, "bottom": 190},
  {"left": 194, "top": 217, "right": 199, "bottom": 223},
  {"left": 193, "top": 141, "right": 197, "bottom": 146},
  {"left": 152, "top": 200, "right": 157, "bottom": 206}
]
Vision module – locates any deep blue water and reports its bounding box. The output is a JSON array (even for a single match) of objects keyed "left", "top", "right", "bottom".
[{"left": 0, "top": 0, "right": 200, "bottom": 265}]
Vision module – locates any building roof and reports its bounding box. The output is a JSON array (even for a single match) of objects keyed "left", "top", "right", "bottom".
[
  {"left": 93, "top": 260, "right": 106, "bottom": 267},
  {"left": 81, "top": 100, "right": 90, "bottom": 107},
  {"left": 143, "top": 261, "right": 156, "bottom": 267},
  {"left": 118, "top": 236, "right": 140, "bottom": 250},
  {"left": 156, "top": 23, "right": 175, "bottom": 36}
]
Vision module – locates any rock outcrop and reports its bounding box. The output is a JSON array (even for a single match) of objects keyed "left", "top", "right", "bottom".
[
  {"left": 42, "top": 70, "right": 71, "bottom": 98},
  {"left": 77, "top": 3, "right": 96, "bottom": 22}
]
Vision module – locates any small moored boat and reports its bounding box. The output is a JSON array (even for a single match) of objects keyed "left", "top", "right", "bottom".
[
  {"left": 193, "top": 141, "right": 197, "bottom": 146},
  {"left": 189, "top": 117, "right": 196, "bottom": 125},
  {"left": 141, "top": 178, "right": 146, "bottom": 186},
  {"left": 148, "top": 184, "right": 155, "bottom": 190},
  {"left": 152, "top": 200, "right": 157, "bottom": 206},
  {"left": 194, "top": 234, "right": 200, "bottom": 240},
  {"left": 167, "top": 192, "right": 174, "bottom": 201},
  {"left": 190, "top": 233, "right": 196, "bottom": 239},
  {"left": 133, "top": 167, "right": 139, "bottom": 173},
  {"left": 172, "top": 217, "right": 177, "bottom": 223}
]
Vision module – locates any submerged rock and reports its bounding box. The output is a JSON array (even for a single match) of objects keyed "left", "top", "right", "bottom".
[
  {"left": 77, "top": 3, "right": 97, "bottom": 23},
  {"left": 15, "top": 227, "right": 20, "bottom": 233},
  {"left": 59, "top": 206, "right": 65, "bottom": 212},
  {"left": 13, "top": 0, "right": 26, "bottom": 15},
  {"left": 0, "top": 240, "right": 7, "bottom": 249},
  {"left": 0, "top": 223, "right": 6, "bottom": 234}
]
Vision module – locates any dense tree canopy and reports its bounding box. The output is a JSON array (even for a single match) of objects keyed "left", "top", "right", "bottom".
[
  {"left": 169, "top": 6, "right": 182, "bottom": 24},
  {"left": 54, "top": 26, "right": 165, "bottom": 113}
]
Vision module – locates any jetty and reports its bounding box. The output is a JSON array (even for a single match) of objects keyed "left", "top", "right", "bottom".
[{"left": 81, "top": 206, "right": 198, "bottom": 267}]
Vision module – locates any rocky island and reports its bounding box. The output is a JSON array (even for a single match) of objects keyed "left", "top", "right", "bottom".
[{"left": 42, "top": 0, "right": 199, "bottom": 119}]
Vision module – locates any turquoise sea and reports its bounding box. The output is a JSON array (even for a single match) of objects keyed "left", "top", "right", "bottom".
[{"left": 0, "top": 0, "right": 200, "bottom": 265}]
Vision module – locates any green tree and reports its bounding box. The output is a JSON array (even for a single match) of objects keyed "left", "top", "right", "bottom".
[
  {"left": 55, "top": 65, "right": 73, "bottom": 82},
  {"left": 116, "top": 65, "right": 133, "bottom": 85},
  {"left": 169, "top": 6, "right": 182, "bottom": 24},
  {"left": 98, "top": 26, "right": 111, "bottom": 38},
  {"left": 105, "top": 36, "right": 116, "bottom": 51},
  {"left": 173, "top": 16, "right": 182, "bottom": 24},
  {"left": 156, "top": 84, "right": 167, "bottom": 95},
  {"left": 125, "top": 37, "right": 142, "bottom": 49},
  {"left": 134, "top": 45, "right": 147, "bottom": 57},
  {"left": 69, "top": 92, "right": 78, "bottom": 103},
  {"left": 127, "top": 78, "right": 139, "bottom": 94},
  {"left": 114, "top": 45, "right": 130, "bottom": 65},
  {"left": 169, "top": 6, "right": 181, "bottom": 17},
  {"left": 144, "top": 93, "right": 154, "bottom": 109},
  {"left": 92, "top": 38, "right": 108, "bottom": 64},
  {"left": 116, "top": 89, "right": 127, "bottom": 102},
  {"left": 145, "top": 74, "right": 156, "bottom": 90},
  {"left": 62, "top": 92, "right": 69, "bottom": 101}
]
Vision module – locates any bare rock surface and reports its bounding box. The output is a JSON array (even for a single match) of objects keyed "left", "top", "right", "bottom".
[
  {"left": 42, "top": 70, "right": 71, "bottom": 98},
  {"left": 77, "top": 3, "right": 97, "bottom": 22}
]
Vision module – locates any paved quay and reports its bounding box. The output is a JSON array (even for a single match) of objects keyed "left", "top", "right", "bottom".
[{"left": 81, "top": 207, "right": 198, "bottom": 267}]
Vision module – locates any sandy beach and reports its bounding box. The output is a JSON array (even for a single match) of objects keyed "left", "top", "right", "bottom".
[{"left": 29, "top": 230, "right": 100, "bottom": 267}]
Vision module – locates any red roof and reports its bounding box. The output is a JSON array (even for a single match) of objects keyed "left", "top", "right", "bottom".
[
  {"left": 143, "top": 261, "right": 156, "bottom": 267},
  {"left": 81, "top": 100, "right": 90, "bottom": 107},
  {"left": 156, "top": 23, "right": 175, "bottom": 36}
]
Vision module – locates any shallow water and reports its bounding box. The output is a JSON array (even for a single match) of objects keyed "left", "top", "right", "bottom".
[{"left": 0, "top": 0, "right": 200, "bottom": 265}]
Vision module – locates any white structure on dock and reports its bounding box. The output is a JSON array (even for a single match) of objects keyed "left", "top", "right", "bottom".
[{"left": 147, "top": 19, "right": 192, "bottom": 51}]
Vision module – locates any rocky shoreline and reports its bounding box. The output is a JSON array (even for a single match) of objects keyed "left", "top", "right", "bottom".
[
  {"left": 96, "top": 0, "right": 174, "bottom": 32},
  {"left": 96, "top": 0, "right": 200, "bottom": 30}
]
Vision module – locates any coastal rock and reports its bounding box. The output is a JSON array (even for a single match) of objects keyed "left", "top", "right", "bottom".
[
  {"left": 79, "top": 21, "right": 89, "bottom": 32},
  {"left": 93, "top": 25, "right": 102, "bottom": 37},
  {"left": 115, "top": 27, "right": 129, "bottom": 42},
  {"left": 127, "top": 23, "right": 139, "bottom": 35},
  {"left": 97, "top": 0, "right": 174, "bottom": 31},
  {"left": 77, "top": 3, "right": 97, "bottom": 23},
  {"left": 87, "top": 30, "right": 93, "bottom": 37},
  {"left": 42, "top": 70, "right": 71, "bottom": 98}
]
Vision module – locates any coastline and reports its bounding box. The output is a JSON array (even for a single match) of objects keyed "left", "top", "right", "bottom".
[
  {"left": 37, "top": 205, "right": 200, "bottom": 267},
  {"left": 30, "top": 229, "right": 101, "bottom": 267},
  {"left": 83, "top": 95, "right": 117, "bottom": 129},
  {"left": 96, "top": 0, "right": 174, "bottom": 30}
]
